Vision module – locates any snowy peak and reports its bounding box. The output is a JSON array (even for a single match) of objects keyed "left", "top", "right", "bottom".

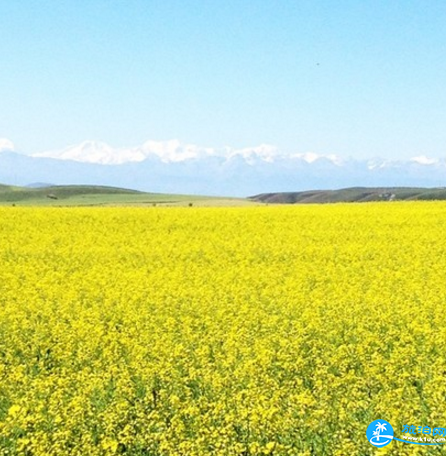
[
  {"left": 228, "top": 144, "right": 279, "bottom": 163},
  {"left": 2, "top": 138, "right": 446, "bottom": 197},
  {"left": 410, "top": 155, "right": 439, "bottom": 165},
  {"left": 29, "top": 139, "right": 348, "bottom": 166},
  {"left": 24, "top": 139, "right": 446, "bottom": 184},
  {"left": 290, "top": 152, "right": 344, "bottom": 166},
  {"left": 32, "top": 140, "right": 283, "bottom": 165},
  {"left": 139, "top": 140, "right": 213, "bottom": 163},
  {"left": 32, "top": 139, "right": 210, "bottom": 165},
  {"left": 294, "top": 152, "right": 320, "bottom": 163},
  {"left": 0, "top": 138, "right": 15, "bottom": 152},
  {"left": 33, "top": 140, "right": 122, "bottom": 165}
]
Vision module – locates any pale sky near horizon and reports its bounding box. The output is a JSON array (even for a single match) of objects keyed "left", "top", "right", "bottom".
[{"left": 1, "top": 0, "right": 446, "bottom": 159}]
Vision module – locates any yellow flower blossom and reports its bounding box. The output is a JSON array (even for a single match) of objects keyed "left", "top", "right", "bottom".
[{"left": 0, "top": 203, "right": 445, "bottom": 455}]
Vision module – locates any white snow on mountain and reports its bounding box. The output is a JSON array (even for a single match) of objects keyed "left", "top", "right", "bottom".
[
  {"left": 2, "top": 138, "right": 446, "bottom": 196},
  {"left": 138, "top": 139, "right": 214, "bottom": 163},
  {"left": 0, "top": 138, "right": 15, "bottom": 152},
  {"left": 32, "top": 140, "right": 135, "bottom": 165},
  {"left": 226, "top": 144, "right": 279, "bottom": 164},
  {"left": 410, "top": 155, "right": 439, "bottom": 165},
  {"left": 293, "top": 152, "right": 320, "bottom": 163},
  {"left": 367, "top": 158, "right": 389, "bottom": 170},
  {"left": 31, "top": 139, "right": 349, "bottom": 166},
  {"left": 32, "top": 139, "right": 214, "bottom": 164},
  {"left": 290, "top": 152, "right": 344, "bottom": 165}
]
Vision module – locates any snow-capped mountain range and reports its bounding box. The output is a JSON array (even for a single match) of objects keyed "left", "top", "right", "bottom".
[
  {"left": 1, "top": 138, "right": 445, "bottom": 196},
  {"left": 30, "top": 139, "right": 345, "bottom": 166}
]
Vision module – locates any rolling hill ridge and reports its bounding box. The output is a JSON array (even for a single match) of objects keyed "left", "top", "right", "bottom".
[
  {"left": 250, "top": 187, "right": 446, "bottom": 204},
  {"left": 0, "top": 184, "right": 255, "bottom": 207}
]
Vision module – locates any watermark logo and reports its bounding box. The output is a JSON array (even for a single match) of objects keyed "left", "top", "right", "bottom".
[
  {"left": 367, "top": 420, "right": 446, "bottom": 447},
  {"left": 366, "top": 420, "right": 394, "bottom": 447}
]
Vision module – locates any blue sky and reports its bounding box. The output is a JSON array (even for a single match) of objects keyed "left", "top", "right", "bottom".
[{"left": 1, "top": 0, "right": 446, "bottom": 159}]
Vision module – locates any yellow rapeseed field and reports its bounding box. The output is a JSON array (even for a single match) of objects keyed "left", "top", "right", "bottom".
[{"left": 0, "top": 204, "right": 445, "bottom": 455}]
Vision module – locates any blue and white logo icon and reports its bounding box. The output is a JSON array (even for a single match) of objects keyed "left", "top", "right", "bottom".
[{"left": 367, "top": 420, "right": 394, "bottom": 447}]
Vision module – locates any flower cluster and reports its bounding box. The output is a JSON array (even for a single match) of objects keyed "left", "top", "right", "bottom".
[{"left": 0, "top": 203, "right": 445, "bottom": 455}]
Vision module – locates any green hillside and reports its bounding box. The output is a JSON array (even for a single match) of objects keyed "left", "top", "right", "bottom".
[
  {"left": 250, "top": 187, "right": 446, "bottom": 204},
  {"left": 7, "top": 184, "right": 446, "bottom": 207},
  {"left": 0, "top": 184, "right": 257, "bottom": 207}
]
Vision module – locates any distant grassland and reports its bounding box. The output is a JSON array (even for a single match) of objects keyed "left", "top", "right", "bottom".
[
  {"left": 4, "top": 184, "right": 446, "bottom": 207},
  {"left": 0, "top": 184, "right": 258, "bottom": 207}
]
